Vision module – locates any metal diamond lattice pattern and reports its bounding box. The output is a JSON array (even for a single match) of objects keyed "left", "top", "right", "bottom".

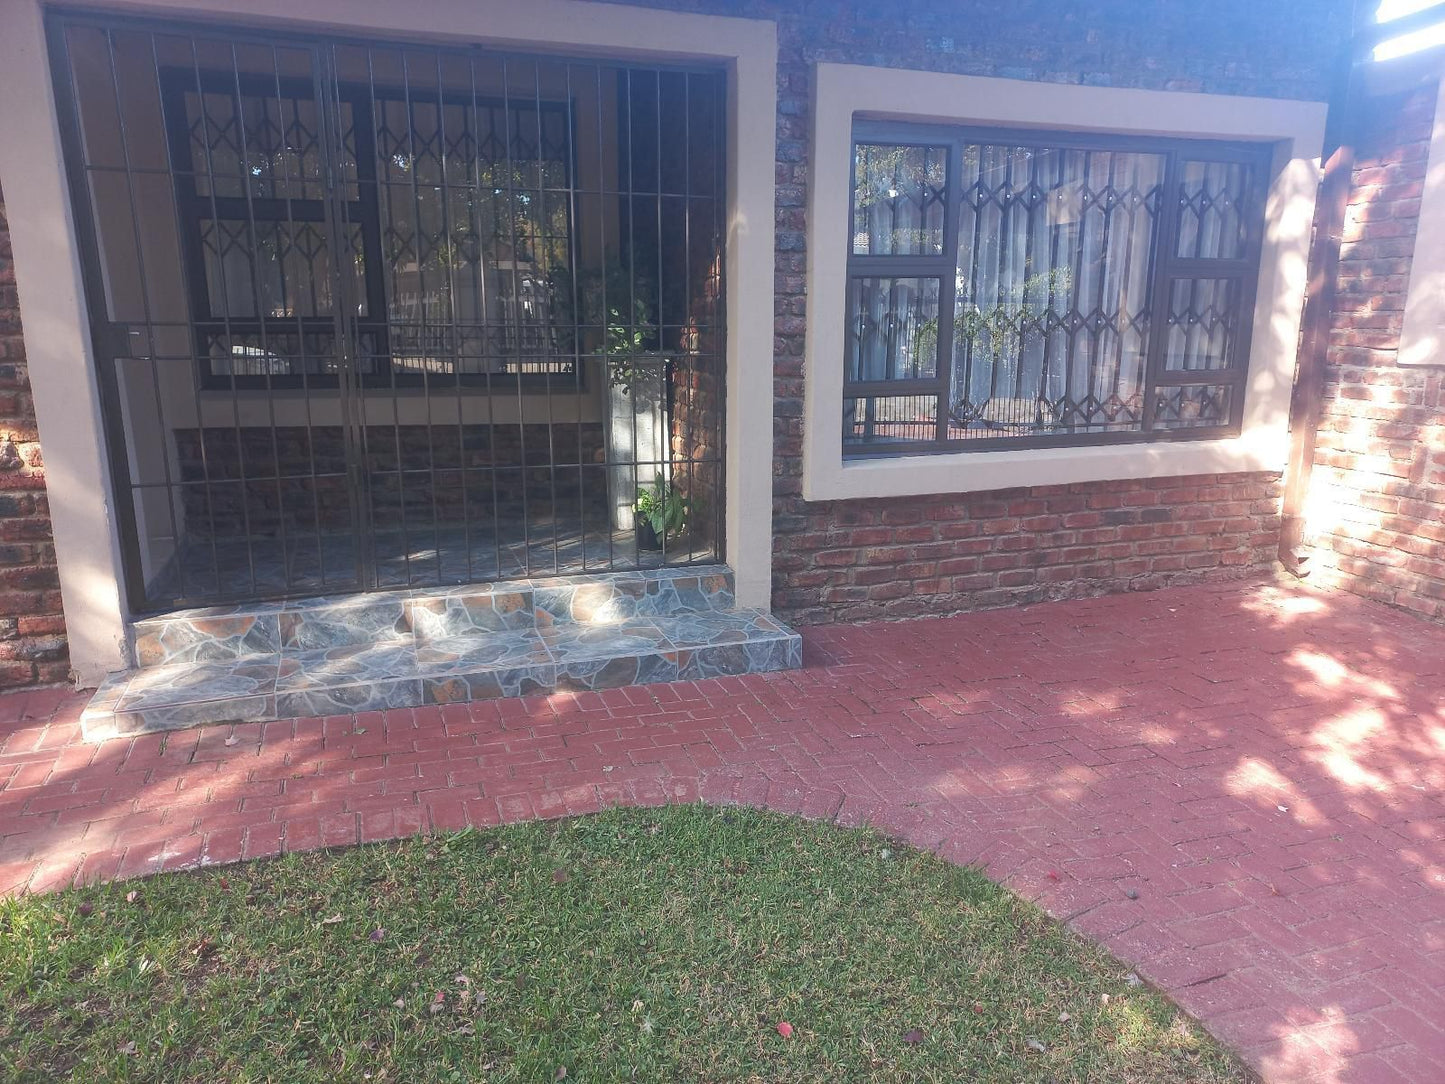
[
  {"left": 1153, "top": 384, "right": 1231, "bottom": 428},
  {"left": 186, "top": 90, "right": 355, "bottom": 201},
  {"left": 951, "top": 143, "right": 1163, "bottom": 436},
  {"left": 853, "top": 143, "right": 948, "bottom": 256},
  {"left": 1176, "top": 160, "right": 1251, "bottom": 260},
  {"left": 1166, "top": 279, "right": 1238, "bottom": 371}
]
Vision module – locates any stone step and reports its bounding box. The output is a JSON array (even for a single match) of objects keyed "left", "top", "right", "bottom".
[
  {"left": 130, "top": 566, "right": 736, "bottom": 667},
  {"left": 82, "top": 607, "right": 800, "bottom": 741}
]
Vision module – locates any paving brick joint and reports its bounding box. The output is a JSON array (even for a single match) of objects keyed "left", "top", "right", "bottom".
[{"left": 1, "top": 576, "right": 1442, "bottom": 1083}]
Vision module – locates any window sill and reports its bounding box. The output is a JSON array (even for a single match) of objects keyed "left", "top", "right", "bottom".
[{"left": 804, "top": 431, "right": 1288, "bottom": 502}]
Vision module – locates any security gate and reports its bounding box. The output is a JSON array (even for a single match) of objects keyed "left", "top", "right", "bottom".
[{"left": 49, "top": 11, "right": 726, "bottom": 612}]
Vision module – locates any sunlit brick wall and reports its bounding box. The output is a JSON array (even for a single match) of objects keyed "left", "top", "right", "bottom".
[
  {"left": 0, "top": 187, "right": 69, "bottom": 685},
  {"left": 1308, "top": 78, "right": 1445, "bottom": 622}
]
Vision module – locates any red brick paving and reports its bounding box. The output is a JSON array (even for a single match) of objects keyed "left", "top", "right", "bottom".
[{"left": 1, "top": 577, "right": 1442, "bottom": 1083}]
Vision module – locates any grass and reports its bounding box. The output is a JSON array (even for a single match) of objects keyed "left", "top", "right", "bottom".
[{"left": 1, "top": 806, "right": 1250, "bottom": 1083}]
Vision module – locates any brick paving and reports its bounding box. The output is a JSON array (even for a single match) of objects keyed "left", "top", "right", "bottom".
[{"left": 1, "top": 577, "right": 1442, "bottom": 1083}]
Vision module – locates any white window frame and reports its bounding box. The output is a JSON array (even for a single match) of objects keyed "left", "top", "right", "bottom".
[{"left": 803, "top": 63, "right": 1328, "bottom": 501}]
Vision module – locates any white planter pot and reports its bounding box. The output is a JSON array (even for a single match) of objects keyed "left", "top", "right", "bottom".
[{"left": 603, "top": 355, "right": 668, "bottom": 532}]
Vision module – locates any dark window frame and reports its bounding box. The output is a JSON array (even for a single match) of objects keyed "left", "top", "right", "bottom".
[
  {"left": 843, "top": 119, "right": 1273, "bottom": 457},
  {"left": 159, "top": 67, "right": 582, "bottom": 392}
]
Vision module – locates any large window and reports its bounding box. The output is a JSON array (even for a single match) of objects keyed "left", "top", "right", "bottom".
[
  {"left": 843, "top": 122, "right": 1270, "bottom": 455},
  {"left": 161, "top": 69, "right": 575, "bottom": 388}
]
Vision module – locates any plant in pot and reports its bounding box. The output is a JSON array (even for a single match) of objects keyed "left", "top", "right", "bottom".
[
  {"left": 634, "top": 474, "right": 689, "bottom": 552},
  {"left": 550, "top": 264, "right": 666, "bottom": 533}
]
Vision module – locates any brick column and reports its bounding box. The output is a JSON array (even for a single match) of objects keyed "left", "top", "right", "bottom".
[{"left": 0, "top": 188, "right": 70, "bottom": 686}]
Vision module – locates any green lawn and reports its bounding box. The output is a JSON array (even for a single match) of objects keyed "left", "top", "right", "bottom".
[{"left": 1, "top": 806, "right": 1250, "bottom": 1083}]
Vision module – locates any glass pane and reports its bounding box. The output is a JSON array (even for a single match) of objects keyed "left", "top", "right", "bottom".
[
  {"left": 686, "top": 70, "right": 724, "bottom": 197},
  {"left": 844, "top": 394, "right": 938, "bottom": 447},
  {"left": 1176, "top": 160, "right": 1253, "bottom": 260},
  {"left": 370, "top": 96, "right": 570, "bottom": 189},
  {"left": 185, "top": 88, "right": 355, "bottom": 202},
  {"left": 845, "top": 277, "right": 940, "bottom": 382},
  {"left": 204, "top": 329, "right": 379, "bottom": 376},
  {"left": 951, "top": 143, "right": 1163, "bottom": 439},
  {"left": 370, "top": 75, "right": 576, "bottom": 378},
  {"left": 1153, "top": 385, "right": 1233, "bottom": 429},
  {"left": 852, "top": 143, "right": 947, "bottom": 255},
  {"left": 199, "top": 219, "right": 365, "bottom": 320},
  {"left": 1165, "top": 278, "right": 1240, "bottom": 371}
]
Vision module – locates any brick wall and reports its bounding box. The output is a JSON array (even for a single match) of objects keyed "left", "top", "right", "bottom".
[
  {"left": 611, "top": 0, "right": 1350, "bottom": 624},
  {"left": 774, "top": 473, "right": 1282, "bottom": 625},
  {"left": 0, "top": 187, "right": 69, "bottom": 686},
  {"left": 1308, "top": 79, "right": 1445, "bottom": 622}
]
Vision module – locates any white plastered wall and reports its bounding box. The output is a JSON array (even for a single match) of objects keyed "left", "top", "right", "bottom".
[
  {"left": 0, "top": 0, "right": 778, "bottom": 684},
  {"left": 803, "top": 63, "right": 1329, "bottom": 502},
  {"left": 1398, "top": 74, "right": 1445, "bottom": 367}
]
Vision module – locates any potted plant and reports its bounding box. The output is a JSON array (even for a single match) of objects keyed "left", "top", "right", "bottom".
[
  {"left": 550, "top": 264, "right": 668, "bottom": 532},
  {"left": 634, "top": 474, "right": 689, "bottom": 551}
]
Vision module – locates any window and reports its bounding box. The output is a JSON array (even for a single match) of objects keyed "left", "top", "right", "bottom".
[
  {"left": 161, "top": 70, "right": 575, "bottom": 387},
  {"left": 842, "top": 122, "right": 1270, "bottom": 455}
]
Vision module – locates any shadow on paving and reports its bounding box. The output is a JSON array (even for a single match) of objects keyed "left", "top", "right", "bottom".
[
  {"left": 799, "top": 578, "right": 1444, "bottom": 1084},
  {"left": 0, "top": 575, "right": 1442, "bottom": 1083}
]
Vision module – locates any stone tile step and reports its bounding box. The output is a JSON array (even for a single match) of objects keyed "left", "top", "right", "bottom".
[
  {"left": 83, "top": 607, "right": 800, "bottom": 740},
  {"left": 130, "top": 565, "right": 736, "bottom": 668}
]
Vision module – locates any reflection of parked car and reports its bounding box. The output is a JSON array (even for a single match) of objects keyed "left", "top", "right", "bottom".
[{"left": 214, "top": 342, "right": 304, "bottom": 376}]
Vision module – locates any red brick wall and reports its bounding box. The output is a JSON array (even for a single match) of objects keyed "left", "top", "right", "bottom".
[
  {"left": 1309, "top": 79, "right": 1445, "bottom": 622},
  {"left": 613, "top": 0, "right": 1350, "bottom": 624},
  {"left": 774, "top": 473, "right": 1282, "bottom": 625},
  {"left": 0, "top": 188, "right": 69, "bottom": 686}
]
